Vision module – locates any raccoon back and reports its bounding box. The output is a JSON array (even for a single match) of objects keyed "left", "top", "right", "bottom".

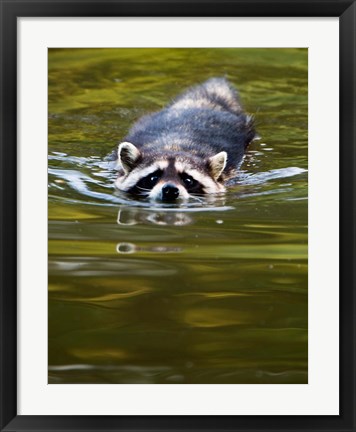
[
  {"left": 107, "top": 78, "right": 255, "bottom": 169},
  {"left": 170, "top": 77, "right": 244, "bottom": 116}
]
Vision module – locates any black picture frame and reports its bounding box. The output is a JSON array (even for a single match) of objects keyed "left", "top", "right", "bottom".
[{"left": 1, "top": 1, "right": 355, "bottom": 431}]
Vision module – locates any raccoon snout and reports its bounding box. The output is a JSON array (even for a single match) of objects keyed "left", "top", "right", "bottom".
[{"left": 161, "top": 184, "right": 180, "bottom": 202}]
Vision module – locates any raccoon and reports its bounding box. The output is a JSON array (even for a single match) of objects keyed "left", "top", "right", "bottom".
[{"left": 114, "top": 77, "right": 256, "bottom": 202}]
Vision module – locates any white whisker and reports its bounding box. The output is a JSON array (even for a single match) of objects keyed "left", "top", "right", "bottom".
[
  {"left": 137, "top": 186, "right": 151, "bottom": 192},
  {"left": 189, "top": 194, "right": 204, "bottom": 203}
]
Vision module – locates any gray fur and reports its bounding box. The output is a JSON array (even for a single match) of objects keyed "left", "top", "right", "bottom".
[{"left": 112, "top": 77, "right": 256, "bottom": 201}]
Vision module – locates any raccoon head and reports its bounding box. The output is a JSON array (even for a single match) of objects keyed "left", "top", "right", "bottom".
[{"left": 115, "top": 142, "right": 227, "bottom": 202}]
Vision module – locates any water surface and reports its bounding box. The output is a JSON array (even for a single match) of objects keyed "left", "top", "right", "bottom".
[{"left": 48, "top": 48, "right": 308, "bottom": 384}]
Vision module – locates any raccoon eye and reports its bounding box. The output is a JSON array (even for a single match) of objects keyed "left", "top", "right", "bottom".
[
  {"left": 136, "top": 170, "right": 162, "bottom": 190},
  {"left": 180, "top": 173, "right": 197, "bottom": 189},
  {"left": 149, "top": 174, "right": 158, "bottom": 183}
]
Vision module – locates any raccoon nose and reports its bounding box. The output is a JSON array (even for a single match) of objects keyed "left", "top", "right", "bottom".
[{"left": 161, "top": 184, "right": 179, "bottom": 201}]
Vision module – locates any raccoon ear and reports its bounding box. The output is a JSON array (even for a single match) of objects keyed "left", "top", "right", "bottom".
[
  {"left": 118, "top": 142, "right": 141, "bottom": 173},
  {"left": 208, "top": 151, "right": 227, "bottom": 181}
]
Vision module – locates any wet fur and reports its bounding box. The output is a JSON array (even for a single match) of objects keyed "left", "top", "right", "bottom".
[{"left": 112, "top": 77, "right": 256, "bottom": 199}]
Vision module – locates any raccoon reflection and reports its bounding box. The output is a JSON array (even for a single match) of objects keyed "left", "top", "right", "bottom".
[{"left": 113, "top": 78, "right": 256, "bottom": 202}]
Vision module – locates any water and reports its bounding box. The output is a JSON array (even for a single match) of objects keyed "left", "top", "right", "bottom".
[{"left": 48, "top": 48, "right": 308, "bottom": 384}]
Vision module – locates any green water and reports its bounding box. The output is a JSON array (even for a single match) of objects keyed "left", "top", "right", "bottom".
[{"left": 48, "top": 48, "right": 308, "bottom": 384}]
